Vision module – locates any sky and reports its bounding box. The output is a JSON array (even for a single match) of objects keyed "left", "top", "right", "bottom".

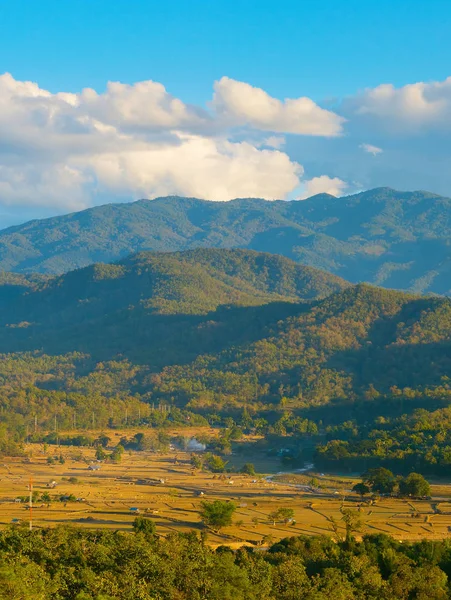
[{"left": 0, "top": 0, "right": 451, "bottom": 227}]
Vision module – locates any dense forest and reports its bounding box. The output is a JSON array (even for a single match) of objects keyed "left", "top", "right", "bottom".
[
  {"left": 0, "top": 525, "right": 450, "bottom": 599},
  {"left": 0, "top": 249, "right": 450, "bottom": 475},
  {"left": 1, "top": 188, "right": 451, "bottom": 294}
]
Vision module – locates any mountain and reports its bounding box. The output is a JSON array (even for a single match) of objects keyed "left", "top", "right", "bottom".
[
  {"left": 0, "top": 248, "right": 348, "bottom": 362},
  {"left": 1, "top": 188, "right": 451, "bottom": 294},
  {"left": 0, "top": 249, "right": 451, "bottom": 478},
  {"left": 0, "top": 250, "right": 449, "bottom": 402}
]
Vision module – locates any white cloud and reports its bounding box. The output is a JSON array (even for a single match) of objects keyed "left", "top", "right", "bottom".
[
  {"left": 78, "top": 80, "right": 211, "bottom": 132},
  {"left": 8, "top": 71, "right": 451, "bottom": 226},
  {"left": 85, "top": 134, "right": 303, "bottom": 201},
  {"left": 0, "top": 73, "right": 313, "bottom": 218},
  {"left": 213, "top": 77, "right": 345, "bottom": 136},
  {"left": 347, "top": 77, "right": 451, "bottom": 133},
  {"left": 298, "top": 176, "right": 347, "bottom": 199},
  {"left": 359, "top": 143, "right": 383, "bottom": 156},
  {"left": 263, "top": 135, "right": 286, "bottom": 149}
]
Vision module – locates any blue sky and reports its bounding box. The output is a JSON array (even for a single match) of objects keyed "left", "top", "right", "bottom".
[
  {"left": 1, "top": 0, "right": 451, "bottom": 226},
  {"left": 2, "top": 0, "right": 450, "bottom": 101}
]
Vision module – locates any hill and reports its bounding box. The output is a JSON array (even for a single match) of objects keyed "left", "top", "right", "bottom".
[
  {"left": 0, "top": 256, "right": 449, "bottom": 411},
  {"left": 0, "top": 248, "right": 348, "bottom": 361},
  {"left": 0, "top": 253, "right": 450, "bottom": 473},
  {"left": 1, "top": 188, "right": 451, "bottom": 294}
]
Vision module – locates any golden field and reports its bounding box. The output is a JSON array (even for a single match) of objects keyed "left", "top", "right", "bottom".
[{"left": 1, "top": 430, "right": 451, "bottom": 547}]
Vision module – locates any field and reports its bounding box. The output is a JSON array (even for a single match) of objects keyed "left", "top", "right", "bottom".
[{"left": 2, "top": 431, "right": 451, "bottom": 547}]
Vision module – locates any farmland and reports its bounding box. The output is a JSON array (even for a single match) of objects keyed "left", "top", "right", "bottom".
[{"left": 1, "top": 431, "right": 451, "bottom": 547}]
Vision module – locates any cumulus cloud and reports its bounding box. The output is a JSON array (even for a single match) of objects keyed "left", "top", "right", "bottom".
[
  {"left": 213, "top": 77, "right": 345, "bottom": 136},
  {"left": 298, "top": 176, "right": 348, "bottom": 199},
  {"left": 0, "top": 72, "right": 330, "bottom": 219},
  {"left": 360, "top": 143, "right": 383, "bottom": 156},
  {"left": 85, "top": 135, "right": 302, "bottom": 201},
  {"left": 347, "top": 77, "right": 451, "bottom": 133},
  {"left": 6, "top": 71, "right": 451, "bottom": 227},
  {"left": 78, "top": 80, "right": 211, "bottom": 133}
]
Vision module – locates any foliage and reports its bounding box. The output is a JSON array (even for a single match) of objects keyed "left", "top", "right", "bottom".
[
  {"left": 200, "top": 500, "right": 237, "bottom": 530},
  {"left": 268, "top": 508, "right": 295, "bottom": 525},
  {"left": 240, "top": 462, "right": 256, "bottom": 476},
  {"left": 362, "top": 468, "right": 397, "bottom": 494},
  {"left": 399, "top": 473, "right": 431, "bottom": 497},
  {"left": 352, "top": 482, "right": 370, "bottom": 497},
  {"left": 132, "top": 516, "right": 156, "bottom": 536},
  {"left": 0, "top": 525, "right": 448, "bottom": 598},
  {"left": 205, "top": 454, "right": 228, "bottom": 473},
  {"left": 0, "top": 251, "right": 449, "bottom": 479},
  {"left": 1, "top": 189, "right": 451, "bottom": 295}
]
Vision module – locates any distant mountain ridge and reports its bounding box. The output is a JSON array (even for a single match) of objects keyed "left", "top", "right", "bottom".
[{"left": 1, "top": 187, "right": 451, "bottom": 294}]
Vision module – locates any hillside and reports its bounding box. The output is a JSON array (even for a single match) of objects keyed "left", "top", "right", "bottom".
[
  {"left": 0, "top": 260, "right": 449, "bottom": 416},
  {"left": 0, "top": 254, "right": 450, "bottom": 472},
  {"left": 1, "top": 188, "right": 451, "bottom": 294},
  {"left": 0, "top": 248, "right": 348, "bottom": 361}
]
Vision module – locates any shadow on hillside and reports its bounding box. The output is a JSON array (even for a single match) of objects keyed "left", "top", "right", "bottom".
[
  {"left": 0, "top": 300, "right": 311, "bottom": 370},
  {"left": 299, "top": 390, "right": 451, "bottom": 427},
  {"left": 325, "top": 297, "right": 451, "bottom": 392}
]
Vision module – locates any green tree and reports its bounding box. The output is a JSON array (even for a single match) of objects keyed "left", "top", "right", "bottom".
[
  {"left": 268, "top": 507, "right": 294, "bottom": 525},
  {"left": 200, "top": 500, "right": 236, "bottom": 530},
  {"left": 190, "top": 453, "right": 204, "bottom": 469},
  {"left": 363, "top": 467, "right": 397, "bottom": 494},
  {"left": 95, "top": 445, "right": 106, "bottom": 460},
  {"left": 205, "top": 454, "right": 228, "bottom": 473},
  {"left": 399, "top": 473, "right": 430, "bottom": 497},
  {"left": 353, "top": 482, "right": 370, "bottom": 499},
  {"left": 132, "top": 516, "right": 156, "bottom": 537},
  {"left": 110, "top": 444, "right": 124, "bottom": 463},
  {"left": 96, "top": 434, "right": 111, "bottom": 448},
  {"left": 240, "top": 462, "right": 256, "bottom": 476}
]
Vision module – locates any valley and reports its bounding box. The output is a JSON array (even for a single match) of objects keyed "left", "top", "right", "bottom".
[{"left": 3, "top": 434, "right": 451, "bottom": 546}]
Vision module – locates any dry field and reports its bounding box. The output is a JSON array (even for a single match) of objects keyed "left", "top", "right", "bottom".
[{"left": 1, "top": 433, "right": 451, "bottom": 547}]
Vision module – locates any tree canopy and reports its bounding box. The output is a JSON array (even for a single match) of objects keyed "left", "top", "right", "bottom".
[{"left": 200, "top": 500, "right": 237, "bottom": 530}]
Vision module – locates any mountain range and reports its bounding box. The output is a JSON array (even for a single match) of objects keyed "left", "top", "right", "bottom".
[
  {"left": 0, "top": 247, "right": 449, "bottom": 402},
  {"left": 1, "top": 187, "right": 451, "bottom": 294}
]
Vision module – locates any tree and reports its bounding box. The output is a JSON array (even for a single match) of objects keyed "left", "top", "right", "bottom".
[
  {"left": 96, "top": 434, "right": 111, "bottom": 448},
  {"left": 268, "top": 507, "right": 294, "bottom": 525},
  {"left": 399, "top": 473, "right": 430, "bottom": 497},
  {"left": 362, "top": 468, "right": 397, "bottom": 494},
  {"left": 353, "top": 482, "right": 370, "bottom": 499},
  {"left": 95, "top": 446, "right": 106, "bottom": 460},
  {"left": 240, "top": 463, "right": 256, "bottom": 476},
  {"left": 205, "top": 453, "right": 228, "bottom": 473},
  {"left": 133, "top": 516, "right": 156, "bottom": 537},
  {"left": 110, "top": 444, "right": 124, "bottom": 463},
  {"left": 190, "top": 453, "right": 203, "bottom": 469},
  {"left": 200, "top": 500, "right": 236, "bottom": 530},
  {"left": 341, "top": 508, "right": 363, "bottom": 543}
]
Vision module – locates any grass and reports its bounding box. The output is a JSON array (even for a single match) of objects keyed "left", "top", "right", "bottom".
[{"left": 1, "top": 433, "right": 451, "bottom": 547}]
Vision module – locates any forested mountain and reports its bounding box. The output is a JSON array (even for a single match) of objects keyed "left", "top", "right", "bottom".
[
  {"left": 0, "top": 249, "right": 449, "bottom": 419},
  {"left": 0, "top": 248, "right": 347, "bottom": 360},
  {"left": 0, "top": 248, "right": 450, "bottom": 471},
  {"left": 1, "top": 188, "right": 451, "bottom": 294}
]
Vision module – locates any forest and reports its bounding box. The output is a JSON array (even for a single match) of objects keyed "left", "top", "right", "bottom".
[
  {"left": 0, "top": 524, "right": 450, "bottom": 599},
  {"left": 0, "top": 249, "right": 449, "bottom": 477},
  {"left": 1, "top": 188, "right": 451, "bottom": 295}
]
